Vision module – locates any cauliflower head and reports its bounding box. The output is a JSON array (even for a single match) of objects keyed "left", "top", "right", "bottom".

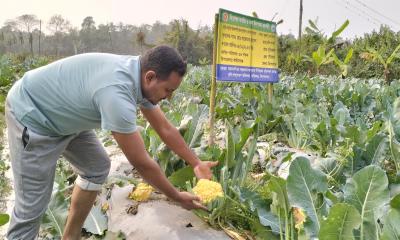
[
  {"left": 129, "top": 183, "right": 154, "bottom": 202},
  {"left": 192, "top": 179, "right": 224, "bottom": 204}
]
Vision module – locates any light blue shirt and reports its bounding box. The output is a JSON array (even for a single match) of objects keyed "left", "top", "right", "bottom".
[{"left": 7, "top": 53, "right": 155, "bottom": 136}]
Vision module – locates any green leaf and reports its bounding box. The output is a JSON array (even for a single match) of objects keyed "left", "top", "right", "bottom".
[
  {"left": 251, "top": 220, "right": 281, "bottom": 240},
  {"left": 365, "top": 133, "right": 387, "bottom": 165},
  {"left": 342, "top": 65, "right": 349, "bottom": 77},
  {"left": 366, "top": 47, "right": 386, "bottom": 66},
  {"left": 387, "top": 43, "right": 400, "bottom": 65},
  {"left": 239, "top": 188, "right": 280, "bottom": 233},
  {"left": 318, "top": 45, "right": 326, "bottom": 59},
  {"left": 353, "top": 133, "right": 387, "bottom": 171},
  {"left": 268, "top": 176, "right": 294, "bottom": 237},
  {"left": 386, "top": 98, "right": 400, "bottom": 173},
  {"left": 319, "top": 203, "right": 361, "bottom": 240},
  {"left": 42, "top": 193, "right": 69, "bottom": 237},
  {"left": 312, "top": 51, "right": 322, "bottom": 66},
  {"left": 257, "top": 207, "right": 281, "bottom": 234},
  {"left": 239, "top": 130, "right": 258, "bottom": 186},
  {"left": 235, "top": 120, "right": 255, "bottom": 157},
  {"left": 287, "top": 157, "right": 328, "bottom": 238},
  {"left": 0, "top": 213, "right": 9, "bottom": 226},
  {"left": 224, "top": 120, "right": 256, "bottom": 179},
  {"left": 308, "top": 19, "right": 320, "bottom": 32},
  {"left": 268, "top": 176, "right": 290, "bottom": 212},
  {"left": 168, "top": 166, "right": 194, "bottom": 188},
  {"left": 325, "top": 49, "right": 335, "bottom": 64},
  {"left": 344, "top": 48, "right": 354, "bottom": 64},
  {"left": 344, "top": 165, "right": 390, "bottom": 240},
  {"left": 332, "top": 53, "right": 342, "bottom": 66},
  {"left": 344, "top": 125, "right": 364, "bottom": 145},
  {"left": 367, "top": 121, "right": 384, "bottom": 142},
  {"left": 333, "top": 102, "right": 351, "bottom": 126},
  {"left": 184, "top": 104, "right": 208, "bottom": 148},
  {"left": 83, "top": 205, "right": 108, "bottom": 235},
  {"left": 225, "top": 121, "right": 235, "bottom": 168},
  {"left": 325, "top": 190, "right": 339, "bottom": 204},
  {"left": 390, "top": 194, "right": 400, "bottom": 210},
  {"left": 381, "top": 209, "right": 400, "bottom": 240},
  {"left": 331, "top": 20, "right": 349, "bottom": 39}
]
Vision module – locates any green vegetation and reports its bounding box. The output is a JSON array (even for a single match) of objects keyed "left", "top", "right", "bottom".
[
  {"left": 0, "top": 15, "right": 399, "bottom": 80},
  {"left": 0, "top": 54, "right": 50, "bottom": 212},
  {"left": 161, "top": 66, "right": 400, "bottom": 239},
  {"left": 0, "top": 16, "right": 400, "bottom": 239},
  {"left": 279, "top": 23, "right": 400, "bottom": 81}
]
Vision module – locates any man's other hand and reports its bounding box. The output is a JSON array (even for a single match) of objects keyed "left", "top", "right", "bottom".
[
  {"left": 175, "top": 192, "right": 208, "bottom": 211},
  {"left": 193, "top": 161, "right": 218, "bottom": 179}
]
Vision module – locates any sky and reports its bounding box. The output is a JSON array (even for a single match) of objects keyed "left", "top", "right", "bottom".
[{"left": 0, "top": 0, "right": 399, "bottom": 39}]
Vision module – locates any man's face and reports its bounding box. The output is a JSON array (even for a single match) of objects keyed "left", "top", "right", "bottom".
[{"left": 142, "top": 71, "right": 183, "bottom": 105}]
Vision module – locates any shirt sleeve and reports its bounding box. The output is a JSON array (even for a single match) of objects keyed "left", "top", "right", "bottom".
[{"left": 93, "top": 85, "right": 138, "bottom": 134}]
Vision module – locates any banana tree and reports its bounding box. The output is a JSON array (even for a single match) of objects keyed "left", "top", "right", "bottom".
[
  {"left": 332, "top": 48, "right": 353, "bottom": 78},
  {"left": 360, "top": 43, "right": 400, "bottom": 83},
  {"left": 306, "top": 46, "right": 334, "bottom": 74},
  {"left": 303, "top": 20, "right": 349, "bottom": 75}
]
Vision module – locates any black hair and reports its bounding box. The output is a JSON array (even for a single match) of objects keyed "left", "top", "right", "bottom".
[{"left": 140, "top": 45, "right": 187, "bottom": 80}]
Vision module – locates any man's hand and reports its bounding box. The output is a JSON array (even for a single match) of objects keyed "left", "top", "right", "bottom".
[
  {"left": 175, "top": 192, "right": 208, "bottom": 211},
  {"left": 193, "top": 161, "right": 219, "bottom": 179}
]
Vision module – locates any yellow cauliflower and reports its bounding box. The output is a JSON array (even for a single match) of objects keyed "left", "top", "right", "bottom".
[
  {"left": 101, "top": 202, "right": 109, "bottom": 213},
  {"left": 193, "top": 179, "right": 224, "bottom": 204},
  {"left": 129, "top": 183, "right": 154, "bottom": 202},
  {"left": 293, "top": 207, "right": 306, "bottom": 229}
]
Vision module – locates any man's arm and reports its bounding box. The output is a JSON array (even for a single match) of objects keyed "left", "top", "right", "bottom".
[
  {"left": 112, "top": 131, "right": 206, "bottom": 210},
  {"left": 141, "top": 106, "right": 200, "bottom": 166},
  {"left": 141, "top": 106, "right": 217, "bottom": 179}
]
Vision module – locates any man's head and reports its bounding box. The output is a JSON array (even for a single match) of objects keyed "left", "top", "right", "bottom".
[{"left": 140, "top": 45, "right": 187, "bottom": 105}]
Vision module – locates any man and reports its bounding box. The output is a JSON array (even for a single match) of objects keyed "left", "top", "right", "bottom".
[{"left": 5, "top": 45, "right": 218, "bottom": 240}]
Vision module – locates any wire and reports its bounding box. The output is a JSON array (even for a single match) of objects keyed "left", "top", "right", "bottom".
[
  {"left": 353, "top": 0, "right": 400, "bottom": 28},
  {"left": 340, "top": 0, "right": 398, "bottom": 30},
  {"left": 343, "top": 0, "right": 389, "bottom": 27},
  {"left": 334, "top": 0, "right": 379, "bottom": 26},
  {"left": 333, "top": 0, "right": 391, "bottom": 29}
]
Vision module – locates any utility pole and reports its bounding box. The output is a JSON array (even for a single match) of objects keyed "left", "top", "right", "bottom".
[
  {"left": 108, "top": 24, "right": 113, "bottom": 52},
  {"left": 298, "top": 0, "right": 303, "bottom": 55},
  {"left": 38, "top": 20, "right": 41, "bottom": 56}
]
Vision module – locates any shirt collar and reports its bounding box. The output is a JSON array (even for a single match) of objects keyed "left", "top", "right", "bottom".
[{"left": 133, "top": 55, "right": 145, "bottom": 103}]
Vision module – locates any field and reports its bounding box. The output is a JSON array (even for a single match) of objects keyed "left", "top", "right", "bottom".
[
  {"left": 0, "top": 52, "right": 399, "bottom": 239},
  {"left": 1, "top": 15, "right": 400, "bottom": 239}
]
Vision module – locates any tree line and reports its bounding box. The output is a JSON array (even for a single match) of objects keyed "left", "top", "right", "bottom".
[
  {"left": 1, "top": 14, "right": 399, "bottom": 80},
  {"left": 0, "top": 14, "right": 213, "bottom": 65},
  {"left": 278, "top": 21, "right": 400, "bottom": 81}
]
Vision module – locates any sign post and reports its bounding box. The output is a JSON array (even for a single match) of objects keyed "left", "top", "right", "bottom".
[
  {"left": 208, "top": 9, "right": 279, "bottom": 144},
  {"left": 208, "top": 14, "right": 219, "bottom": 146}
]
